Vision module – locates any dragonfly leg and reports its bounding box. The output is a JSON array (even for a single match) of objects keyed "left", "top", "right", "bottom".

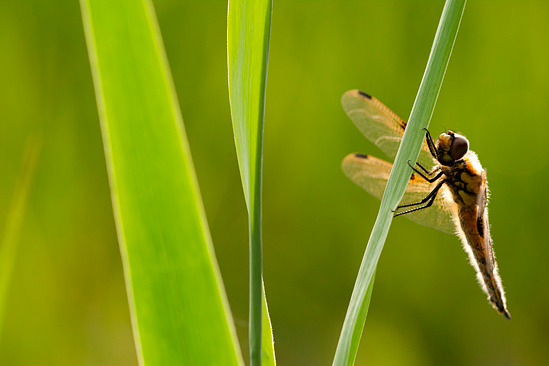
[
  {"left": 407, "top": 160, "right": 443, "bottom": 183},
  {"left": 394, "top": 195, "right": 437, "bottom": 217},
  {"left": 415, "top": 161, "right": 439, "bottom": 176},
  {"left": 424, "top": 128, "right": 438, "bottom": 159},
  {"left": 393, "top": 181, "right": 444, "bottom": 217},
  {"left": 415, "top": 161, "right": 431, "bottom": 174}
]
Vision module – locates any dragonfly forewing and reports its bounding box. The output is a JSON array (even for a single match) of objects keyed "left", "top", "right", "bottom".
[{"left": 342, "top": 90, "right": 436, "bottom": 170}]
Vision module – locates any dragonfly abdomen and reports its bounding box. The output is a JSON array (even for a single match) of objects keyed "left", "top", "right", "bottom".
[{"left": 457, "top": 206, "right": 510, "bottom": 319}]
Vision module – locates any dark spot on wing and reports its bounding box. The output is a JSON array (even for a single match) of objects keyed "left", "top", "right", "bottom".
[
  {"left": 477, "top": 217, "right": 485, "bottom": 238},
  {"left": 357, "top": 90, "right": 372, "bottom": 99},
  {"left": 410, "top": 173, "right": 416, "bottom": 181},
  {"left": 354, "top": 153, "right": 369, "bottom": 159}
]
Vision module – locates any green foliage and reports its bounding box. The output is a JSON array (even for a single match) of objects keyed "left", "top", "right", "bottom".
[
  {"left": 80, "top": 1, "right": 242, "bottom": 365},
  {"left": 333, "top": 1, "right": 467, "bottom": 365},
  {"left": 0, "top": 2, "right": 547, "bottom": 365},
  {"left": 227, "top": 1, "right": 275, "bottom": 365}
]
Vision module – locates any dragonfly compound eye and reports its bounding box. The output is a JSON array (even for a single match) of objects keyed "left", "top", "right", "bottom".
[{"left": 450, "top": 134, "right": 469, "bottom": 160}]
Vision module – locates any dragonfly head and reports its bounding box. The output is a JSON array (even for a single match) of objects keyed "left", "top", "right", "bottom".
[{"left": 436, "top": 130, "right": 469, "bottom": 165}]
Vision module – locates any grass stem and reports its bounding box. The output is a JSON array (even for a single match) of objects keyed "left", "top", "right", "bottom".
[
  {"left": 227, "top": 1, "right": 275, "bottom": 365},
  {"left": 333, "top": 1, "right": 467, "bottom": 365}
]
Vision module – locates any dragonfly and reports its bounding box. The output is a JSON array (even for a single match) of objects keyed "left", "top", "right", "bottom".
[{"left": 342, "top": 89, "right": 511, "bottom": 319}]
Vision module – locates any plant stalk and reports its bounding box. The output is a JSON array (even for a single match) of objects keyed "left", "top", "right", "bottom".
[{"left": 333, "top": 1, "right": 467, "bottom": 365}]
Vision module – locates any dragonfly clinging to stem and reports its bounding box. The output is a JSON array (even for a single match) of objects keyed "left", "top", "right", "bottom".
[{"left": 342, "top": 90, "right": 510, "bottom": 319}]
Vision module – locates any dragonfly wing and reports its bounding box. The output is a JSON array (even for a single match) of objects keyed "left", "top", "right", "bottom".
[
  {"left": 342, "top": 90, "right": 435, "bottom": 168},
  {"left": 342, "top": 153, "right": 457, "bottom": 234}
]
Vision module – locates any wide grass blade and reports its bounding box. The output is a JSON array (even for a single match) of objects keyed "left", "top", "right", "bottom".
[
  {"left": 227, "top": 1, "right": 275, "bottom": 365},
  {"left": 80, "top": 1, "right": 243, "bottom": 365},
  {"left": 0, "top": 138, "right": 40, "bottom": 335},
  {"left": 333, "top": 1, "right": 467, "bottom": 365}
]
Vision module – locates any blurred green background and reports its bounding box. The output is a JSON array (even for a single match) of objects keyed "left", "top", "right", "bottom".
[{"left": 0, "top": 1, "right": 547, "bottom": 365}]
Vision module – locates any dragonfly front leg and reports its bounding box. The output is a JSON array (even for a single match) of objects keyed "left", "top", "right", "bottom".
[
  {"left": 407, "top": 160, "right": 443, "bottom": 183},
  {"left": 393, "top": 180, "right": 444, "bottom": 217},
  {"left": 424, "top": 128, "right": 438, "bottom": 159}
]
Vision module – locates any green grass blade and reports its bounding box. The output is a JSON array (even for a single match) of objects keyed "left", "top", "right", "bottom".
[
  {"left": 333, "top": 1, "right": 467, "bottom": 365},
  {"left": 0, "top": 138, "right": 41, "bottom": 335},
  {"left": 80, "top": 2, "right": 243, "bottom": 365},
  {"left": 261, "top": 285, "right": 276, "bottom": 366},
  {"left": 227, "top": 1, "right": 274, "bottom": 365}
]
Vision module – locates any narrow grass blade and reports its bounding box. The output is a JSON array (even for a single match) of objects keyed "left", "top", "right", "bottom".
[
  {"left": 333, "top": 1, "right": 467, "bottom": 365},
  {"left": 227, "top": 1, "right": 275, "bottom": 366},
  {"left": 80, "top": 2, "right": 243, "bottom": 365},
  {"left": 262, "top": 285, "right": 276, "bottom": 366},
  {"left": 0, "top": 137, "right": 41, "bottom": 334}
]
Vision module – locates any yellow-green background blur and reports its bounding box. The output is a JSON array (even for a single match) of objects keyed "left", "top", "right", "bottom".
[{"left": 0, "top": 1, "right": 547, "bottom": 365}]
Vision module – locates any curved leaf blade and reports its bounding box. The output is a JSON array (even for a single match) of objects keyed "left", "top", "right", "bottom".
[
  {"left": 81, "top": 1, "right": 243, "bottom": 365},
  {"left": 227, "top": 1, "right": 275, "bottom": 365}
]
